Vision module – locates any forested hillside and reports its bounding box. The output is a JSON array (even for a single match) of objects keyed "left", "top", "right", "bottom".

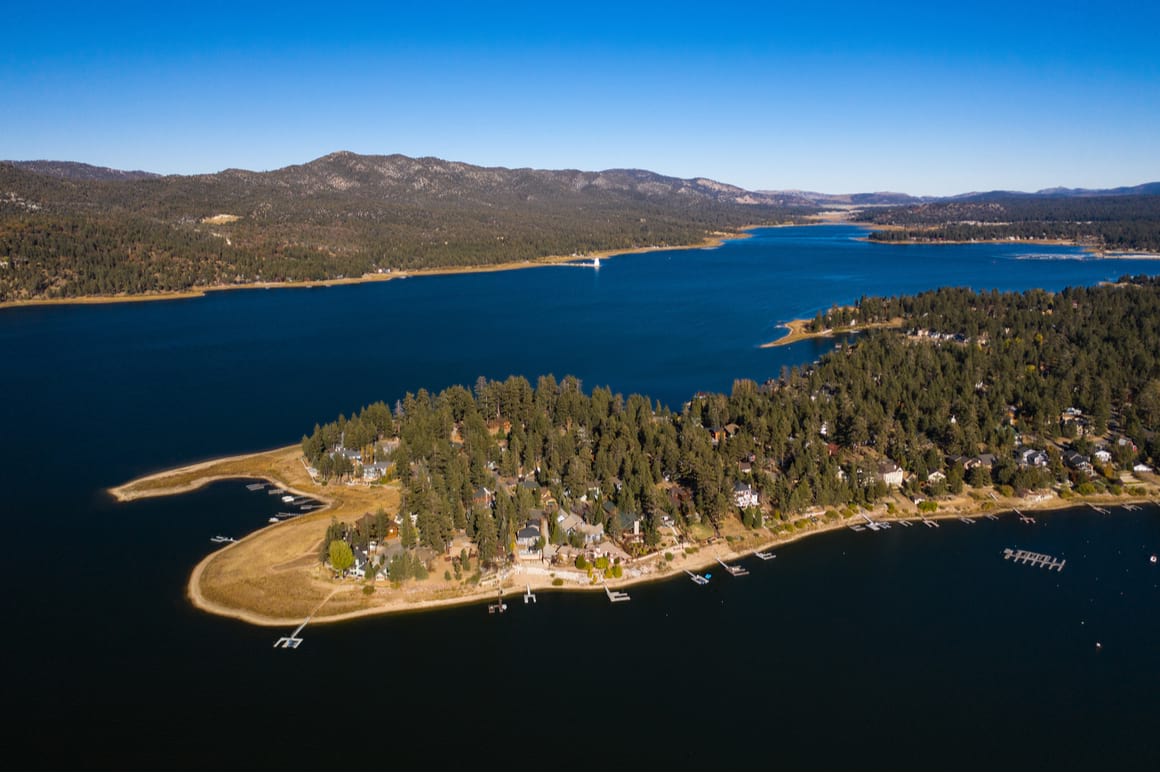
[
  {"left": 863, "top": 194, "right": 1160, "bottom": 251},
  {"left": 0, "top": 152, "right": 816, "bottom": 301}
]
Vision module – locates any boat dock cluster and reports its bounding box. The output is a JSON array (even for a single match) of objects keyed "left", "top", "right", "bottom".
[
  {"left": 1003, "top": 547, "right": 1066, "bottom": 572},
  {"left": 243, "top": 481, "right": 324, "bottom": 522}
]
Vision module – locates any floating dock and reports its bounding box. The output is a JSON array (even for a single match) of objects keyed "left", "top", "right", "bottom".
[
  {"left": 605, "top": 585, "right": 631, "bottom": 603},
  {"left": 896, "top": 519, "right": 914, "bottom": 527},
  {"left": 755, "top": 551, "right": 775, "bottom": 560},
  {"left": 922, "top": 519, "right": 939, "bottom": 528},
  {"left": 245, "top": 482, "right": 267, "bottom": 491},
  {"left": 985, "top": 513, "right": 999, "bottom": 521},
  {"left": 1003, "top": 547, "right": 1065, "bottom": 571},
  {"left": 267, "top": 488, "right": 285, "bottom": 495},
  {"left": 716, "top": 557, "right": 749, "bottom": 576},
  {"left": 523, "top": 584, "right": 537, "bottom": 604},
  {"left": 849, "top": 524, "right": 866, "bottom": 532},
  {"left": 1088, "top": 503, "right": 1110, "bottom": 515},
  {"left": 1123, "top": 503, "right": 1141, "bottom": 512},
  {"left": 209, "top": 535, "right": 236, "bottom": 544},
  {"left": 488, "top": 591, "right": 507, "bottom": 614},
  {"left": 958, "top": 516, "right": 975, "bottom": 524},
  {"left": 684, "top": 569, "right": 710, "bottom": 585},
  {"left": 1014, "top": 509, "right": 1035, "bottom": 523}
]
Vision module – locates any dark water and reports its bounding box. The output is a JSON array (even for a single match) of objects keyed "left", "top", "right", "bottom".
[{"left": 3, "top": 225, "right": 1159, "bottom": 767}]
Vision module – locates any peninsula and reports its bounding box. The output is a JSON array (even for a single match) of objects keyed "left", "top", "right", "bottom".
[{"left": 113, "top": 279, "right": 1160, "bottom": 626}]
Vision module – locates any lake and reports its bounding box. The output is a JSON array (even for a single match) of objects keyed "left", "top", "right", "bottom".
[{"left": 2, "top": 225, "right": 1158, "bottom": 767}]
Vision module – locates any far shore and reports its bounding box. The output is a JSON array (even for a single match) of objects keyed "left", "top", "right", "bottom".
[
  {"left": 0, "top": 229, "right": 761, "bottom": 312},
  {"left": 112, "top": 445, "right": 1159, "bottom": 628}
]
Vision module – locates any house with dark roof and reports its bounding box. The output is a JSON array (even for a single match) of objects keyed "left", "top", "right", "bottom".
[{"left": 516, "top": 518, "right": 543, "bottom": 556}]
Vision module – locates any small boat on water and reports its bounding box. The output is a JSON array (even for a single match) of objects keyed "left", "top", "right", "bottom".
[
  {"left": 268, "top": 516, "right": 281, "bottom": 523},
  {"left": 1151, "top": 554, "right": 1157, "bottom": 564},
  {"left": 281, "top": 495, "right": 295, "bottom": 503},
  {"left": 210, "top": 535, "right": 236, "bottom": 544}
]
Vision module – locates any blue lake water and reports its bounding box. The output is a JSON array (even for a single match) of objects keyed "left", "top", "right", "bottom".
[{"left": 2, "top": 225, "right": 1159, "bottom": 767}]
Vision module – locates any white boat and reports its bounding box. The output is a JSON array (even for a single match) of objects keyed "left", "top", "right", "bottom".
[
  {"left": 281, "top": 495, "right": 295, "bottom": 503},
  {"left": 1151, "top": 555, "right": 1157, "bottom": 564},
  {"left": 268, "top": 516, "right": 280, "bottom": 523}
]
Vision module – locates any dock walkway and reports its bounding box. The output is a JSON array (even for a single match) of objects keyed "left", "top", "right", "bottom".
[{"left": 1002, "top": 547, "right": 1065, "bottom": 571}]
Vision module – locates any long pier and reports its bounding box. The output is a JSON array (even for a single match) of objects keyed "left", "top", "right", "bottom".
[
  {"left": 716, "top": 557, "right": 749, "bottom": 576},
  {"left": 274, "top": 588, "right": 341, "bottom": 649},
  {"left": 1002, "top": 547, "right": 1065, "bottom": 572}
]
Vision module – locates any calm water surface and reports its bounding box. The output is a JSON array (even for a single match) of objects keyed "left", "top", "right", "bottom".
[{"left": 2, "top": 226, "right": 1159, "bottom": 767}]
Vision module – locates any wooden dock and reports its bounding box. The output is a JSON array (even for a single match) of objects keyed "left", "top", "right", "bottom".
[
  {"left": 1123, "top": 503, "right": 1141, "bottom": 512},
  {"left": 896, "top": 519, "right": 914, "bottom": 527},
  {"left": 267, "top": 488, "right": 285, "bottom": 495},
  {"left": 1014, "top": 508, "right": 1036, "bottom": 523},
  {"left": 1002, "top": 547, "right": 1065, "bottom": 571},
  {"left": 922, "top": 518, "right": 939, "bottom": 528},
  {"left": 488, "top": 591, "right": 508, "bottom": 614},
  {"left": 245, "top": 482, "right": 267, "bottom": 491},
  {"left": 605, "top": 584, "right": 631, "bottom": 603},
  {"left": 1088, "top": 503, "right": 1110, "bottom": 515},
  {"left": 755, "top": 551, "right": 775, "bottom": 560},
  {"left": 209, "top": 535, "right": 236, "bottom": 544},
  {"left": 849, "top": 524, "right": 866, "bottom": 532},
  {"left": 716, "top": 557, "right": 749, "bottom": 576},
  {"left": 985, "top": 513, "right": 999, "bottom": 521},
  {"left": 958, "top": 516, "right": 975, "bottom": 524},
  {"left": 684, "top": 569, "right": 710, "bottom": 585}
]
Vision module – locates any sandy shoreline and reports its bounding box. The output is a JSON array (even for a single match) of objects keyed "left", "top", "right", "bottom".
[
  {"left": 760, "top": 317, "right": 903, "bottom": 348},
  {"left": 111, "top": 448, "right": 1158, "bottom": 628},
  {"left": 0, "top": 230, "right": 760, "bottom": 312}
]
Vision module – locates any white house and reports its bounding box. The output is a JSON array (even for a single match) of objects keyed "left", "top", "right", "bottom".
[{"left": 733, "top": 482, "right": 759, "bottom": 508}]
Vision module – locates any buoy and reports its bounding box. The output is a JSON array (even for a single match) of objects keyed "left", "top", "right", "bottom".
[{"left": 1096, "top": 642, "right": 1102, "bottom": 649}]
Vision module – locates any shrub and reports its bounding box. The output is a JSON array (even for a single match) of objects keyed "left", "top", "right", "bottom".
[
  {"left": 552, "top": 578, "right": 564, "bottom": 586},
  {"left": 575, "top": 555, "right": 589, "bottom": 570},
  {"left": 664, "top": 552, "right": 674, "bottom": 562}
]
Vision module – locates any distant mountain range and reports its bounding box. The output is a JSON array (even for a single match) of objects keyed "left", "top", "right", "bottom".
[{"left": 1, "top": 151, "right": 1158, "bottom": 302}]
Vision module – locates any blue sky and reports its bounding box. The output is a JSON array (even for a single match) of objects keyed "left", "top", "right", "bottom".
[{"left": 3, "top": 1, "right": 1158, "bottom": 195}]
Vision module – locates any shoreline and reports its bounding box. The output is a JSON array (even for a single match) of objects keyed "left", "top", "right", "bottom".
[
  {"left": 111, "top": 449, "right": 1158, "bottom": 627},
  {"left": 760, "top": 316, "right": 903, "bottom": 348},
  {"left": 0, "top": 229, "right": 760, "bottom": 312}
]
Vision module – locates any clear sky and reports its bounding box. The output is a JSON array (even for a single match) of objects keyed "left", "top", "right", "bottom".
[{"left": 3, "top": 0, "right": 1158, "bottom": 196}]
